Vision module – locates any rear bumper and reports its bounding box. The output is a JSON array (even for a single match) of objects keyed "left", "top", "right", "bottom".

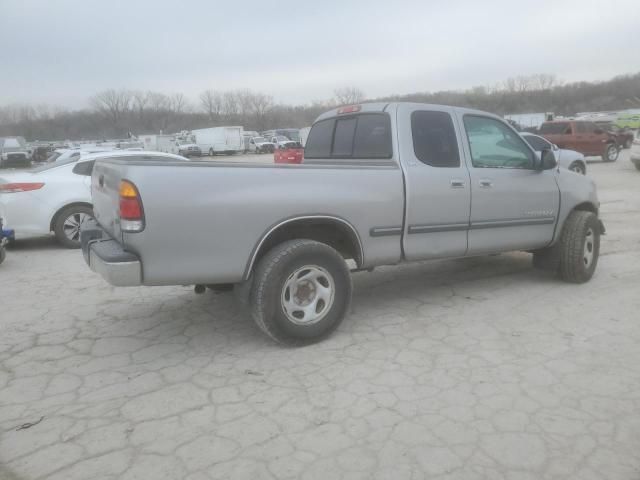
[{"left": 81, "top": 221, "right": 141, "bottom": 286}]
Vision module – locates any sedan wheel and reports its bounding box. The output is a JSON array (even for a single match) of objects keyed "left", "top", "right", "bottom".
[{"left": 54, "top": 205, "right": 94, "bottom": 248}]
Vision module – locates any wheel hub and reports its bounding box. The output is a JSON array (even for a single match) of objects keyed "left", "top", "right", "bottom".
[
  {"left": 583, "top": 228, "right": 595, "bottom": 268},
  {"left": 281, "top": 265, "right": 335, "bottom": 325}
]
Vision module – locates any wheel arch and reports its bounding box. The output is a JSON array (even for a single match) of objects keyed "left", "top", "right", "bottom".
[
  {"left": 50, "top": 202, "right": 93, "bottom": 231},
  {"left": 244, "top": 215, "right": 364, "bottom": 280}
]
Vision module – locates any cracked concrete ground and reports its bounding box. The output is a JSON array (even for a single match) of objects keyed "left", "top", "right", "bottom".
[{"left": 1, "top": 152, "right": 640, "bottom": 480}]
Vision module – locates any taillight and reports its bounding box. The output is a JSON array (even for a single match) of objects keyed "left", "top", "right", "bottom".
[
  {"left": 0, "top": 182, "right": 45, "bottom": 193},
  {"left": 119, "top": 180, "right": 144, "bottom": 232}
]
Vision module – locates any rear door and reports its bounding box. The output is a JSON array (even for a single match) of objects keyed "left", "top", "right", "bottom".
[
  {"left": 458, "top": 113, "right": 559, "bottom": 254},
  {"left": 574, "top": 121, "right": 593, "bottom": 154},
  {"left": 397, "top": 104, "right": 471, "bottom": 260}
]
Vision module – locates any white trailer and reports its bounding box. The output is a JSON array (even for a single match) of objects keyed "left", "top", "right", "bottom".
[
  {"left": 155, "top": 135, "right": 181, "bottom": 154},
  {"left": 139, "top": 134, "right": 159, "bottom": 150},
  {"left": 192, "top": 126, "right": 244, "bottom": 155}
]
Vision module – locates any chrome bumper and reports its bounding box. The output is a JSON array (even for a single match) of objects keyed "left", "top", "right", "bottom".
[{"left": 81, "top": 222, "right": 142, "bottom": 287}]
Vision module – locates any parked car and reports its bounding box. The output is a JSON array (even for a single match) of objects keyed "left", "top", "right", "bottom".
[
  {"left": 630, "top": 133, "right": 640, "bottom": 171},
  {"left": 81, "top": 102, "right": 604, "bottom": 345},
  {"left": 0, "top": 151, "right": 187, "bottom": 248},
  {"left": 595, "top": 122, "right": 635, "bottom": 149},
  {"left": 0, "top": 137, "right": 31, "bottom": 168},
  {"left": 274, "top": 141, "right": 304, "bottom": 164},
  {"left": 520, "top": 132, "right": 587, "bottom": 175},
  {"left": 192, "top": 127, "right": 243, "bottom": 155},
  {"left": 176, "top": 141, "right": 201, "bottom": 158},
  {"left": 262, "top": 129, "right": 300, "bottom": 143},
  {"left": 269, "top": 135, "right": 293, "bottom": 148},
  {"left": 248, "top": 136, "right": 275, "bottom": 154},
  {"left": 52, "top": 147, "right": 115, "bottom": 163},
  {"left": 539, "top": 120, "right": 619, "bottom": 162}
]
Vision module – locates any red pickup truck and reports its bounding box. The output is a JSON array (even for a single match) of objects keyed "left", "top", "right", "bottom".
[
  {"left": 539, "top": 120, "right": 619, "bottom": 162},
  {"left": 274, "top": 141, "right": 304, "bottom": 164}
]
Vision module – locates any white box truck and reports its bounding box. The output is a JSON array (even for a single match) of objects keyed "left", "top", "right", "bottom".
[{"left": 192, "top": 127, "right": 243, "bottom": 155}]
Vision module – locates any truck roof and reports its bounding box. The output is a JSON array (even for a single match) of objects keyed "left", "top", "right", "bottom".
[{"left": 313, "top": 102, "right": 504, "bottom": 124}]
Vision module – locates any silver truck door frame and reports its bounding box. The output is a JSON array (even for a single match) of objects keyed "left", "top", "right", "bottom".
[{"left": 396, "top": 103, "right": 472, "bottom": 261}]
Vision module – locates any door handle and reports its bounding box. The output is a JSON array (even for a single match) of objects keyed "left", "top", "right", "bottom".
[
  {"left": 450, "top": 179, "right": 465, "bottom": 188},
  {"left": 479, "top": 179, "right": 493, "bottom": 188}
]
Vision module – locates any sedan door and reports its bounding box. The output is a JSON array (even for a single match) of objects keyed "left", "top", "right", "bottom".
[
  {"left": 458, "top": 114, "right": 560, "bottom": 255},
  {"left": 397, "top": 104, "right": 471, "bottom": 261}
]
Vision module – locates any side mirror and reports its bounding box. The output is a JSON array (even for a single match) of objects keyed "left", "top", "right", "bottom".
[
  {"left": 552, "top": 144, "right": 559, "bottom": 151},
  {"left": 538, "top": 148, "right": 557, "bottom": 170}
]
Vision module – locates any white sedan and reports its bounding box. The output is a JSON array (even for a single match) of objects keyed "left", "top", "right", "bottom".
[
  {"left": 520, "top": 132, "right": 587, "bottom": 175},
  {"left": 0, "top": 150, "right": 187, "bottom": 248}
]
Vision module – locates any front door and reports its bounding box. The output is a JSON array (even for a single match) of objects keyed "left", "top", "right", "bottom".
[
  {"left": 397, "top": 104, "right": 471, "bottom": 261},
  {"left": 458, "top": 114, "right": 560, "bottom": 255}
]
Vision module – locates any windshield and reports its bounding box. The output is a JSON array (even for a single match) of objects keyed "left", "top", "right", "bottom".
[
  {"left": 253, "top": 137, "right": 267, "bottom": 143},
  {"left": 46, "top": 151, "right": 62, "bottom": 162}
]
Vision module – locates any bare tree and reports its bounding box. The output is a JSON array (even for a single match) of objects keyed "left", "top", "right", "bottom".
[
  {"left": 200, "top": 89, "right": 224, "bottom": 120},
  {"left": 222, "top": 91, "right": 239, "bottom": 116},
  {"left": 333, "top": 86, "right": 365, "bottom": 105},
  {"left": 250, "top": 92, "right": 274, "bottom": 130},
  {"left": 132, "top": 91, "right": 149, "bottom": 120},
  {"left": 90, "top": 88, "right": 133, "bottom": 127},
  {"left": 170, "top": 93, "right": 188, "bottom": 114},
  {"left": 147, "top": 92, "right": 171, "bottom": 112}
]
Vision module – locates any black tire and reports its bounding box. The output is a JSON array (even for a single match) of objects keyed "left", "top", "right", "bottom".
[
  {"left": 53, "top": 205, "right": 94, "bottom": 249},
  {"left": 0, "top": 247, "right": 5, "bottom": 265},
  {"left": 249, "top": 239, "right": 352, "bottom": 345},
  {"left": 634, "top": 162, "right": 640, "bottom": 171},
  {"left": 557, "top": 210, "right": 600, "bottom": 283},
  {"left": 602, "top": 143, "right": 618, "bottom": 162},
  {"left": 568, "top": 161, "right": 586, "bottom": 175}
]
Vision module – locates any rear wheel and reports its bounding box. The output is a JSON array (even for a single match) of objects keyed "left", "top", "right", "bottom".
[
  {"left": 602, "top": 143, "right": 618, "bottom": 162},
  {"left": 0, "top": 247, "right": 5, "bottom": 265},
  {"left": 54, "top": 205, "right": 94, "bottom": 248},
  {"left": 249, "top": 239, "right": 352, "bottom": 345}
]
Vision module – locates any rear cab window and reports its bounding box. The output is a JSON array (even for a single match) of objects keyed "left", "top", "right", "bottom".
[{"left": 304, "top": 113, "right": 392, "bottom": 162}]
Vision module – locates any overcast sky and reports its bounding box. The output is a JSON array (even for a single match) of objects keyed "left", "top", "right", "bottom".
[{"left": 1, "top": 0, "right": 638, "bottom": 109}]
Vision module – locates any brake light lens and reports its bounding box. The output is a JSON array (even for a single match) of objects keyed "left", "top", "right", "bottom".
[
  {"left": 119, "top": 180, "right": 144, "bottom": 232},
  {"left": 0, "top": 182, "right": 45, "bottom": 193},
  {"left": 337, "top": 105, "right": 361, "bottom": 114}
]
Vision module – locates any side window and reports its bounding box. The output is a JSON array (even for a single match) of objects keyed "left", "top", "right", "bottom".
[
  {"left": 332, "top": 118, "right": 357, "bottom": 157},
  {"left": 411, "top": 111, "right": 460, "bottom": 167},
  {"left": 463, "top": 115, "right": 534, "bottom": 169},
  {"left": 304, "top": 119, "right": 335, "bottom": 158},
  {"left": 72, "top": 160, "right": 96, "bottom": 176},
  {"left": 576, "top": 122, "right": 589, "bottom": 134}
]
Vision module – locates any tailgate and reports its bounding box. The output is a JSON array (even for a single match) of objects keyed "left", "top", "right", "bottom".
[{"left": 91, "top": 161, "right": 124, "bottom": 239}]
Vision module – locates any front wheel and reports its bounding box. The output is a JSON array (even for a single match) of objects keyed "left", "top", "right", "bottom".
[
  {"left": 0, "top": 246, "right": 5, "bottom": 265},
  {"left": 54, "top": 205, "right": 94, "bottom": 248},
  {"left": 602, "top": 144, "right": 618, "bottom": 162},
  {"left": 558, "top": 210, "right": 601, "bottom": 283},
  {"left": 249, "top": 239, "right": 352, "bottom": 345},
  {"left": 568, "top": 161, "right": 586, "bottom": 175}
]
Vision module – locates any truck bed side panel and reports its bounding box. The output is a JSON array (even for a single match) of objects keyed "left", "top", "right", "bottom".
[{"left": 106, "top": 162, "right": 404, "bottom": 285}]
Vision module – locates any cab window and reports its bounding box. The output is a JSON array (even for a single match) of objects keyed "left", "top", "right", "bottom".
[{"left": 463, "top": 115, "right": 534, "bottom": 169}]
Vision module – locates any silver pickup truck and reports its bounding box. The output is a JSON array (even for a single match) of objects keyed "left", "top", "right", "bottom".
[{"left": 81, "top": 102, "right": 604, "bottom": 345}]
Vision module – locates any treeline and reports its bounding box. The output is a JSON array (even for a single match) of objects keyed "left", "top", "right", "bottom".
[{"left": 1, "top": 73, "right": 639, "bottom": 141}]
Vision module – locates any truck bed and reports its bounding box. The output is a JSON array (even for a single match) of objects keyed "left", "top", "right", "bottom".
[{"left": 91, "top": 159, "right": 404, "bottom": 285}]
